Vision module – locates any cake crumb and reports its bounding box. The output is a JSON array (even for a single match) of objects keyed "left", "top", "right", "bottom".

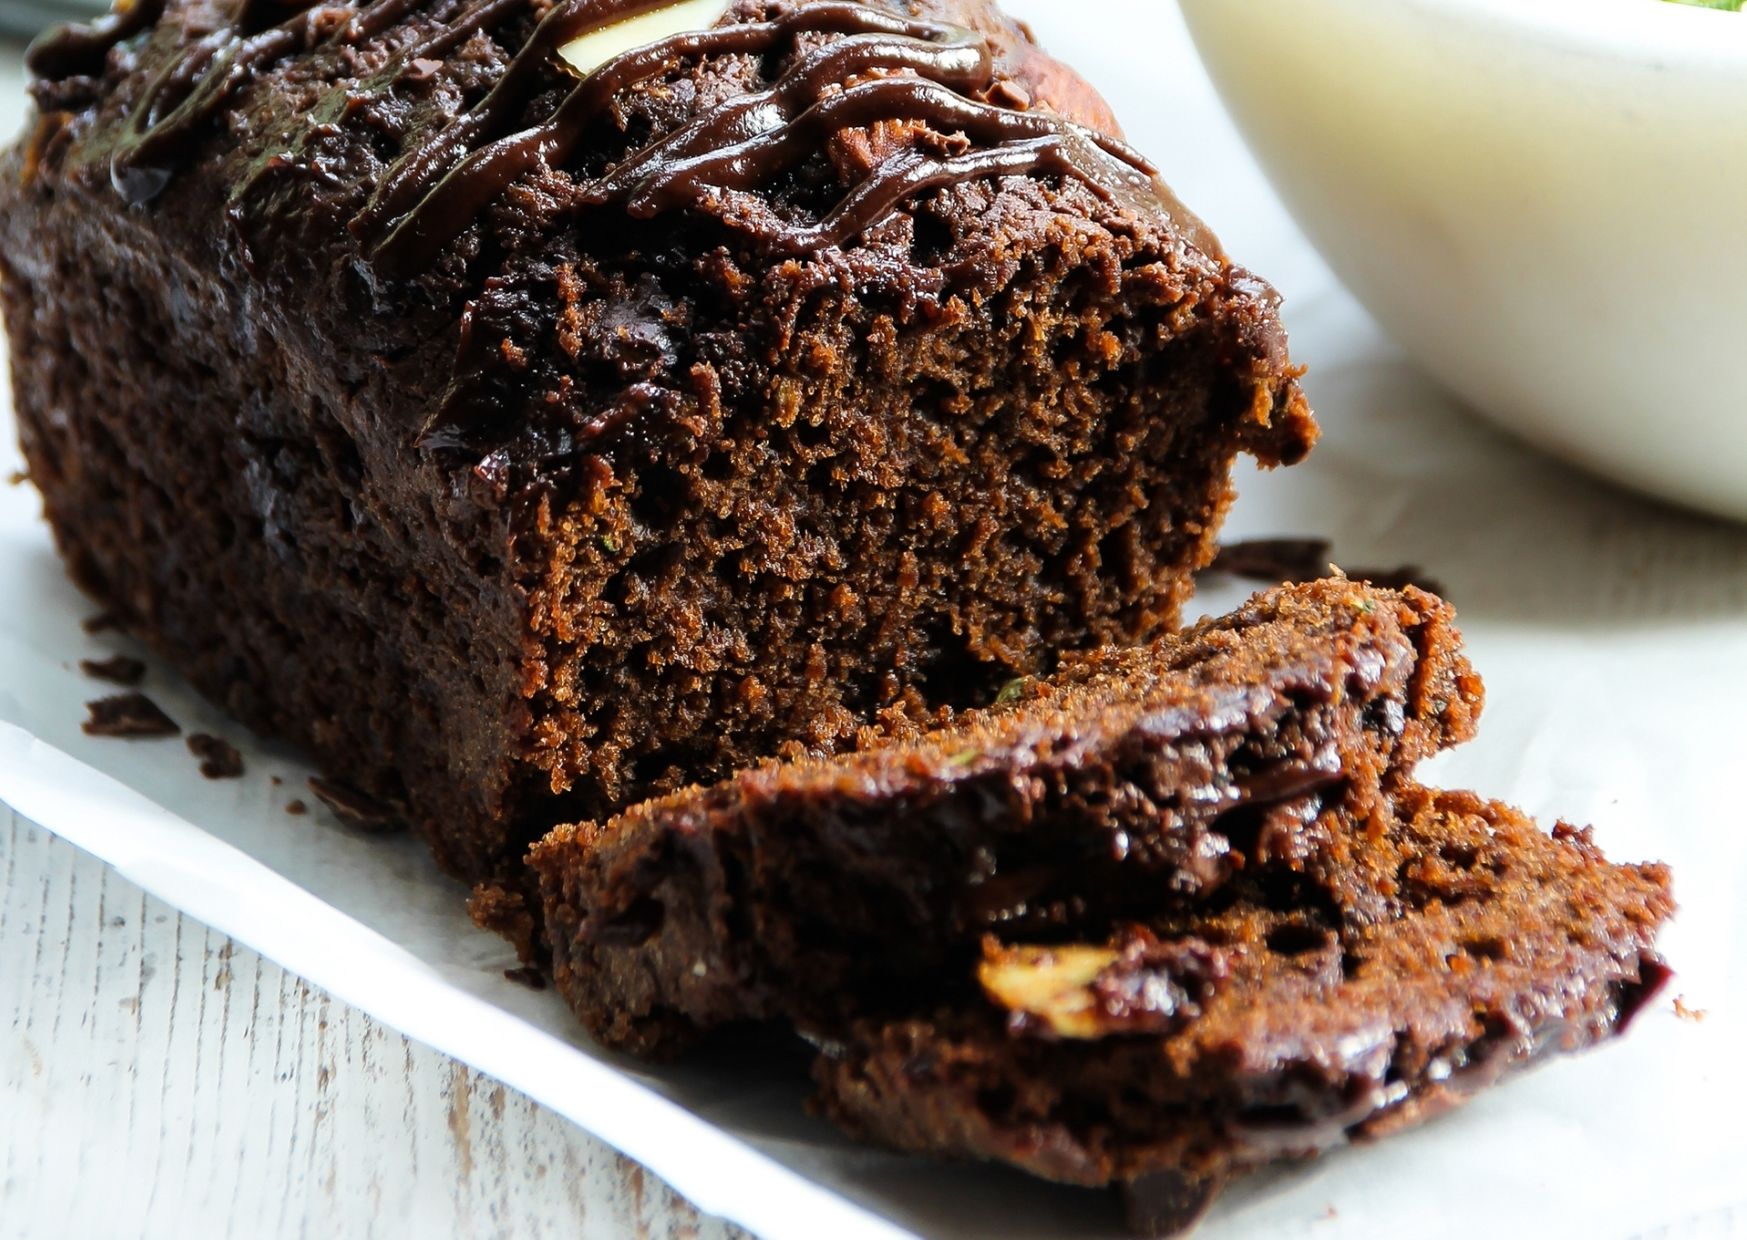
[
  {"left": 469, "top": 881, "right": 538, "bottom": 963},
  {"left": 79, "top": 654, "right": 147, "bottom": 686},
  {"left": 503, "top": 965, "right": 547, "bottom": 991},
  {"left": 1346, "top": 565, "right": 1447, "bottom": 598},
  {"left": 7, "top": 469, "right": 26, "bottom": 486},
  {"left": 270, "top": 774, "right": 283, "bottom": 786},
  {"left": 187, "top": 733, "right": 244, "bottom": 779},
  {"left": 285, "top": 799, "right": 308, "bottom": 816},
  {"left": 82, "top": 693, "right": 179, "bottom": 738},
  {"left": 308, "top": 776, "right": 404, "bottom": 832},
  {"left": 1673, "top": 995, "right": 1708, "bottom": 1023}
]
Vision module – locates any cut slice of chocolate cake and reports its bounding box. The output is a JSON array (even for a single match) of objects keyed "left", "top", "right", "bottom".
[
  {"left": 530, "top": 580, "right": 1484, "bottom": 1055},
  {"left": 1, "top": 0, "right": 1314, "bottom": 891},
  {"left": 809, "top": 785, "right": 1674, "bottom": 1236}
]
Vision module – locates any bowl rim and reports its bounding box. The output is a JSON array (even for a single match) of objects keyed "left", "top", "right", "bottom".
[{"left": 1182, "top": 0, "right": 1747, "bottom": 67}]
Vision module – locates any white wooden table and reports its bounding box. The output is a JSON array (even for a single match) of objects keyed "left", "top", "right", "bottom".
[{"left": 1, "top": 804, "right": 743, "bottom": 1240}]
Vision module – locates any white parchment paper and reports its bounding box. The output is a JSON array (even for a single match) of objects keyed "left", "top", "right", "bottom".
[{"left": 3, "top": 7, "right": 1746, "bottom": 1237}]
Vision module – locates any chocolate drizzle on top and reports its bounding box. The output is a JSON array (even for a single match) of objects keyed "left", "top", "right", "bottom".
[
  {"left": 353, "top": 0, "right": 1163, "bottom": 275},
  {"left": 30, "top": 0, "right": 1167, "bottom": 274},
  {"left": 25, "top": 0, "right": 167, "bottom": 81}
]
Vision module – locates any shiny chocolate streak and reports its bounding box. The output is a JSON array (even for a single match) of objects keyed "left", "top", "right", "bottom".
[
  {"left": 358, "top": 0, "right": 1163, "bottom": 275},
  {"left": 31, "top": 0, "right": 1167, "bottom": 274},
  {"left": 25, "top": 0, "right": 167, "bottom": 81}
]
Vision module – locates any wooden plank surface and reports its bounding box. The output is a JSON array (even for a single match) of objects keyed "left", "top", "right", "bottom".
[{"left": 0, "top": 804, "right": 748, "bottom": 1240}]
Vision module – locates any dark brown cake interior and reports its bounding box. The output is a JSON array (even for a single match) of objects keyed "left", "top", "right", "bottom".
[{"left": 531, "top": 580, "right": 1484, "bottom": 1055}]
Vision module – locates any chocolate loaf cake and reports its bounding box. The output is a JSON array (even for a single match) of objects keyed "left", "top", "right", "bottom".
[
  {"left": 531, "top": 580, "right": 1485, "bottom": 1055},
  {"left": 0, "top": 0, "right": 1313, "bottom": 886},
  {"left": 810, "top": 786, "right": 1674, "bottom": 1236}
]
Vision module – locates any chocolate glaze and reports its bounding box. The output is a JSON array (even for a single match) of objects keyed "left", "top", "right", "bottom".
[
  {"left": 359, "top": 0, "right": 1162, "bottom": 275},
  {"left": 33, "top": 0, "right": 1168, "bottom": 273},
  {"left": 25, "top": 0, "right": 167, "bottom": 81}
]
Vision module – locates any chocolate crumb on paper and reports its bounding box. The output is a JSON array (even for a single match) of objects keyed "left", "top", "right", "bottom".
[
  {"left": 79, "top": 654, "right": 147, "bottom": 685},
  {"left": 503, "top": 965, "right": 548, "bottom": 991},
  {"left": 1673, "top": 995, "right": 1708, "bottom": 1023},
  {"left": 82, "top": 692, "right": 180, "bottom": 738},
  {"left": 285, "top": 799, "right": 308, "bottom": 816},
  {"left": 308, "top": 776, "right": 404, "bottom": 833},
  {"left": 187, "top": 733, "right": 245, "bottom": 779}
]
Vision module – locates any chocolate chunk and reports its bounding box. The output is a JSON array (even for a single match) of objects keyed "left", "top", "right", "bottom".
[
  {"left": 79, "top": 654, "right": 147, "bottom": 685},
  {"left": 1208, "top": 538, "right": 1331, "bottom": 583},
  {"left": 82, "top": 692, "right": 179, "bottom": 738},
  {"left": 1209, "top": 541, "right": 1448, "bottom": 599},
  {"left": 187, "top": 733, "right": 244, "bottom": 779},
  {"left": 1122, "top": 1171, "right": 1227, "bottom": 1239},
  {"left": 503, "top": 965, "right": 548, "bottom": 991},
  {"left": 308, "top": 776, "right": 404, "bottom": 833}
]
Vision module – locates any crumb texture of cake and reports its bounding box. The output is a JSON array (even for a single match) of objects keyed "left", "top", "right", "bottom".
[
  {"left": 1, "top": 0, "right": 1313, "bottom": 888},
  {"left": 530, "top": 580, "right": 1484, "bottom": 1056},
  {"left": 808, "top": 785, "right": 1674, "bottom": 1233}
]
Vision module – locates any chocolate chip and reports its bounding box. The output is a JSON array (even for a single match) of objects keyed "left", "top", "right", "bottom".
[
  {"left": 82, "top": 693, "right": 179, "bottom": 738},
  {"left": 1206, "top": 539, "right": 1449, "bottom": 599},
  {"left": 503, "top": 965, "right": 548, "bottom": 991},
  {"left": 1121, "top": 1170, "right": 1226, "bottom": 1238},
  {"left": 79, "top": 654, "right": 147, "bottom": 685},
  {"left": 187, "top": 733, "right": 244, "bottom": 779},
  {"left": 1207, "top": 538, "right": 1331, "bottom": 583},
  {"left": 308, "top": 776, "right": 404, "bottom": 832}
]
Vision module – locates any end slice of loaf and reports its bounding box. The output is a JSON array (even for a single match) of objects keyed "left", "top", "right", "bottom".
[{"left": 809, "top": 785, "right": 1673, "bottom": 1236}]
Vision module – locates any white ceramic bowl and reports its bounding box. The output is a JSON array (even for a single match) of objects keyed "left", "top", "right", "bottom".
[{"left": 1179, "top": 0, "right": 1747, "bottom": 521}]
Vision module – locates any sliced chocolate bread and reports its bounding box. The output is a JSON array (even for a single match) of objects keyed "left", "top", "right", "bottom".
[
  {"left": 531, "top": 580, "right": 1483, "bottom": 1054},
  {"left": 808, "top": 785, "right": 1673, "bottom": 1236}
]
